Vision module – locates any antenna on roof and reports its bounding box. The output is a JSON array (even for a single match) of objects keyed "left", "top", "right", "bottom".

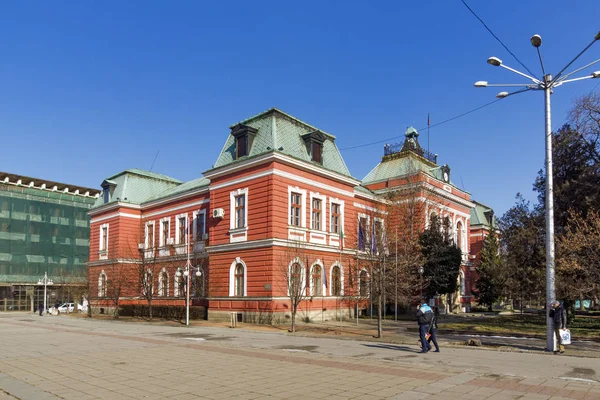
[
  {"left": 460, "top": 176, "right": 466, "bottom": 192},
  {"left": 149, "top": 150, "right": 160, "bottom": 172}
]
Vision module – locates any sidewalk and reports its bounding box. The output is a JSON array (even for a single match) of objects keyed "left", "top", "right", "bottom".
[{"left": 0, "top": 312, "right": 598, "bottom": 399}]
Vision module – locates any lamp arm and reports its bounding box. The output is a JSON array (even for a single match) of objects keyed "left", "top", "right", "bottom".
[
  {"left": 553, "top": 37, "right": 599, "bottom": 83},
  {"left": 500, "top": 64, "right": 542, "bottom": 84},
  {"left": 554, "top": 58, "right": 600, "bottom": 83}
]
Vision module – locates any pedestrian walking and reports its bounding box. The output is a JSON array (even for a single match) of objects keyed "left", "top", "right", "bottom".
[
  {"left": 416, "top": 300, "right": 434, "bottom": 353},
  {"left": 549, "top": 300, "right": 567, "bottom": 354},
  {"left": 38, "top": 302, "right": 43, "bottom": 316},
  {"left": 427, "top": 313, "right": 440, "bottom": 352}
]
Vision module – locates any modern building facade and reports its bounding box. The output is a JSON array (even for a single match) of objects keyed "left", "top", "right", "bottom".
[
  {"left": 88, "top": 108, "right": 490, "bottom": 321},
  {"left": 0, "top": 172, "right": 100, "bottom": 311}
]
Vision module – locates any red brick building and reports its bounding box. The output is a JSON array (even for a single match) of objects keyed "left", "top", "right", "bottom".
[{"left": 87, "top": 108, "right": 493, "bottom": 321}]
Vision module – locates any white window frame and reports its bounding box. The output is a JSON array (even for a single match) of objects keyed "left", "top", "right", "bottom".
[
  {"left": 158, "top": 268, "right": 169, "bottom": 297},
  {"left": 159, "top": 217, "right": 170, "bottom": 247},
  {"left": 174, "top": 268, "right": 184, "bottom": 297},
  {"left": 98, "top": 270, "right": 107, "bottom": 297},
  {"left": 145, "top": 221, "right": 155, "bottom": 249},
  {"left": 373, "top": 217, "right": 385, "bottom": 255},
  {"left": 287, "top": 257, "right": 306, "bottom": 296},
  {"left": 229, "top": 257, "right": 247, "bottom": 297},
  {"left": 309, "top": 192, "right": 326, "bottom": 232},
  {"left": 288, "top": 186, "right": 307, "bottom": 228},
  {"left": 229, "top": 188, "right": 248, "bottom": 243},
  {"left": 329, "top": 262, "right": 344, "bottom": 296},
  {"left": 309, "top": 260, "right": 325, "bottom": 297},
  {"left": 329, "top": 198, "right": 345, "bottom": 235},
  {"left": 357, "top": 213, "right": 370, "bottom": 253},
  {"left": 193, "top": 209, "right": 207, "bottom": 241},
  {"left": 99, "top": 223, "right": 109, "bottom": 259},
  {"left": 357, "top": 268, "right": 370, "bottom": 297},
  {"left": 175, "top": 213, "right": 188, "bottom": 245}
]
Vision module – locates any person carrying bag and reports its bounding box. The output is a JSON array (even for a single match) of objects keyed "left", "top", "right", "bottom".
[{"left": 549, "top": 300, "right": 567, "bottom": 354}]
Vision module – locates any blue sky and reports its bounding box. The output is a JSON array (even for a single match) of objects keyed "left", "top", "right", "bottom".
[{"left": 1, "top": 1, "right": 599, "bottom": 217}]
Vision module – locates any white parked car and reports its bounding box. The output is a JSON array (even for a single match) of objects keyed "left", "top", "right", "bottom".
[{"left": 49, "top": 303, "right": 82, "bottom": 314}]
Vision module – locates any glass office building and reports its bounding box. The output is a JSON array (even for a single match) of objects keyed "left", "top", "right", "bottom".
[{"left": 0, "top": 172, "right": 100, "bottom": 311}]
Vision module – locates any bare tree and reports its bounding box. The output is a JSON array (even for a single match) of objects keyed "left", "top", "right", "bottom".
[{"left": 278, "top": 240, "right": 311, "bottom": 333}]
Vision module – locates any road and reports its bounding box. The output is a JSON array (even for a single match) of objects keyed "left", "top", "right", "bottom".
[{"left": 0, "top": 312, "right": 599, "bottom": 399}]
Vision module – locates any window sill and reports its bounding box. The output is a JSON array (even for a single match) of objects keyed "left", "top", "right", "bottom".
[{"left": 229, "top": 227, "right": 248, "bottom": 235}]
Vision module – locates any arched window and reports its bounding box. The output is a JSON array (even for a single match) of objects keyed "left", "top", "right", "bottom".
[
  {"left": 460, "top": 271, "right": 466, "bottom": 296},
  {"left": 174, "top": 268, "right": 184, "bottom": 297},
  {"left": 331, "top": 265, "right": 341, "bottom": 296},
  {"left": 456, "top": 221, "right": 463, "bottom": 251},
  {"left": 142, "top": 270, "right": 153, "bottom": 296},
  {"left": 229, "top": 258, "right": 247, "bottom": 296},
  {"left": 359, "top": 269, "right": 369, "bottom": 297},
  {"left": 98, "top": 271, "right": 107, "bottom": 297},
  {"left": 234, "top": 264, "right": 244, "bottom": 296},
  {"left": 192, "top": 266, "right": 205, "bottom": 297},
  {"left": 311, "top": 264, "right": 323, "bottom": 296},
  {"left": 158, "top": 270, "right": 168, "bottom": 296},
  {"left": 288, "top": 262, "right": 304, "bottom": 296}
]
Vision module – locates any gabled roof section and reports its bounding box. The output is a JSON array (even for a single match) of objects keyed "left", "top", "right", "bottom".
[
  {"left": 362, "top": 127, "right": 439, "bottom": 186},
  {"left": 212, "top": 108, "right": 352, "bottom": 177},
  {"left": 470, "top": 200, "right": 498, "bottom": 229},
  {"left": 92, "top": 169, "right": 183, "bottom": 208},
  {"left": 144, "top": 177, "right": 210, "bottom": 204}
]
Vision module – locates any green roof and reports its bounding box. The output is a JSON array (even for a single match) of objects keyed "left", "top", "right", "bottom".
[
  {"left": 92, "top": 169, "right": 210, "bottom": 209},
  {"left": 362, "top": 152, "right": 437, "bottom": 185},
  {"left": 470, "top": 200, "right": 498, "bottom": 229},
  {"left": 212, "top": 108, "right": 352, "bottom": 177}
]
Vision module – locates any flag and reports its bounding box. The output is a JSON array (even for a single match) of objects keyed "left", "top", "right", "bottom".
[
  {"left": 358, "top": 223, "right": 365, "bottom": 251},
  {"left": 340, "top": 229, "right": 344, "bottom": 251},
  {"left": 322, "top": 265, "right": 327, "bottom": 289},
  {"left": 371, "top": 221, "right": 377, "bottom": 254},
  {"left": 428, "top": 113, "right": 430, "bottom": 126}
]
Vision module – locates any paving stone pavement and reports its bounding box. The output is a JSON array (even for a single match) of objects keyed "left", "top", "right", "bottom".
[{"left": 0, "top": 312, "right": 599, "bottom": 400}]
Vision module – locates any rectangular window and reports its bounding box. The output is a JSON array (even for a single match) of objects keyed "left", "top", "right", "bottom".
[
  {"left": 290, "top": 193, "right": 301, "bottom": 226},
  {"left": 196, "top": 212, "right": 206, "bottom": 240},
  {"left": 177, "top": 216, "right": 186, "bottom": 245},
  {"left": 311, "top": 142, "right": 322, "bottom": 163},
  {"left": 236, "top": 136, "right": 248, "bottom": 158},
  {"left": 311, "top": 198, "right": 322, "bottom": 230},
  {"left": 146, "top": 222, "right": 154, "bottom": 248},
  {"left": 235, "top": 194, "right": 245, "bottom": 228},
  {"left": 100, "top": 226, "right": 108, "bottom": 251},
  {"left": 358, "top": 216, "right": 367, "bottom": 251},
  {"left": 330, "top": 203, "right": 340, "bottom": 234},
  {"left": 161, "top": 219, "right": 169, "bottom": 246}
]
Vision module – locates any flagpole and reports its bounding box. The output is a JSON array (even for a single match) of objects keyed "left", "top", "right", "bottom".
[
  {"left": 395, "top": 227, "right": 398, "bottom": 322},
  {"left": 427, "top": 113, "right": 430, "bottom": 154},
  {"left": 339, "top": 241, "right": 342, "bottom": 328}
]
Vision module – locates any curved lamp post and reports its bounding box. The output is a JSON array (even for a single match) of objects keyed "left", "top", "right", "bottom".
[
  {"left": 176, "top": 223, "right": 202, "bottom": 326},
  {"left": 474, "top": 31, "right": 600, "bottom": 352}
]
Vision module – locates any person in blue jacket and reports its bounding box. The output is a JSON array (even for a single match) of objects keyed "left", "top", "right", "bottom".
[{"left": 416, "top": 300, "right": 434, "bottom": 353}]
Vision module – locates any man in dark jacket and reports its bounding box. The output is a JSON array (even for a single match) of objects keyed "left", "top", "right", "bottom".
[
  {"left": 549, "top": 300, "right": 567, "bottom": 353},
  {"left": 427, "top": 313, "right": 440, "bottom": 352},
  {"left": 416, "top": 300, "right": 434, "bottom": 353}
]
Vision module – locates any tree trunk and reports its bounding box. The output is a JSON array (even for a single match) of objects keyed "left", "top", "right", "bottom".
[
  {"left": 291, "top": 303, "right": 297, "bottom": 333},
  {"left": 148, "top": 298, "right": 153, "bottom": 321}
]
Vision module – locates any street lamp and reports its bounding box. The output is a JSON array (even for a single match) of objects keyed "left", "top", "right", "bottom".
[
  {"left": 418, "top": 266, "right": 424, "bottom": 301},
  {"left": 175, "top": 220, "right": 202, "bottom": 326},
  {"left": 474, "top": 31, "right": 600, "bottom": 352},
  {"left": 37, "top": 272, "right": 53, "bottom": 316}
]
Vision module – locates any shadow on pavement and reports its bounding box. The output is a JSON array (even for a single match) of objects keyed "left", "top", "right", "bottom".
[{"left": 363, "top": 343, "right": 420, "bottom": 353}]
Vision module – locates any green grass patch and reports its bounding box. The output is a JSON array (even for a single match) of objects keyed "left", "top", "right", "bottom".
[{"left": 439, "top": 314, "right": 600, "bottom": 339}]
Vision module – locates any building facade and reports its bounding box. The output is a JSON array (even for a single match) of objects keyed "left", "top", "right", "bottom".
[
  {"left": 0, "top": 172, "right": 100, "bottom": 311},
  {"left": 88, "top": 108, "right": 490, "bottom": 321}
]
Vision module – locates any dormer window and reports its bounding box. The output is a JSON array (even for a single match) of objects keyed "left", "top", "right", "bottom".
[
  {"left": 230, "top": 123, "right": 258, "bottom": 160},
  {"left": 302, "top": 130, "right": 326, "bottom": 165},
  {"left": 100, "top": 179, "right": 117, "bottom": 204}
]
